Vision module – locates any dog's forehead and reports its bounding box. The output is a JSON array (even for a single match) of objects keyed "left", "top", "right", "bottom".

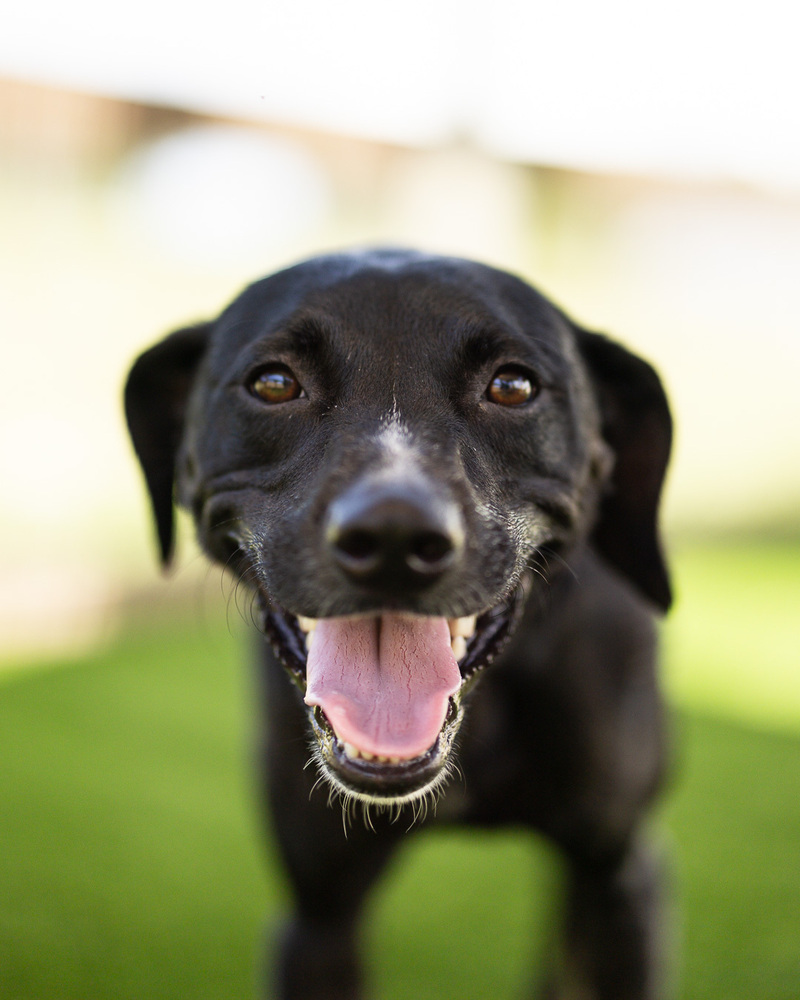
[{"left": 213, "top": 251, "right": 570, "bottom": 361}]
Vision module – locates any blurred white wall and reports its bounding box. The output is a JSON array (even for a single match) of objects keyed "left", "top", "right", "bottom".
[
  {"left": 4, "top": 0, "right": 800, "bottom": 192},
  {"left": 1, "top": 0, "right": 799, "bottom": 659}
]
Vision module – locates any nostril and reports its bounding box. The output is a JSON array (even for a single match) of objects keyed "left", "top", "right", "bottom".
[
  {"left": 409, "top": 530, "right": 454, "bottom": 568},
  {"left": 335, "top": 528, "right": 381, "bottom": 564}
]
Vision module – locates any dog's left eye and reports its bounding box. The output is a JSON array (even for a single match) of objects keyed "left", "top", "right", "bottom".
[
  {"left": 486, "top": 367, "right": 537, "bottom": 406},
  {"left": 249, "top": 367, "right": 304, "bottom": 404}
]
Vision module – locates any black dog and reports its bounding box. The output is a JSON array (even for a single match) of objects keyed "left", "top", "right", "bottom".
[{"left": 125, "top": 249, "right": 672, "bottom": 1000}]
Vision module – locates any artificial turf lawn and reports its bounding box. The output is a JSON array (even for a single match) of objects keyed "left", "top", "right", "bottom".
[{"left": 0, "top": 540, "right": 798, "bottom": 999}]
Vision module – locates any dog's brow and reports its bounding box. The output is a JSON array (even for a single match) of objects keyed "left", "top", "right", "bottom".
[
  {"left": 270, "top": 317, "right": 329, "bottom": 358},
  {"left": 455, "top": 321, "right": 571, "bottom": 383},
  {"left": 456, "top": 326, "right": 531, "bottom": 368}
]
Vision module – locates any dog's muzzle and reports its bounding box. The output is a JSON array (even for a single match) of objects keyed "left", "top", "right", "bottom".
[
  {"left": 256, "top": 470, "right": 525, "bottom": 810},
  {"left": 261, "top": 594, "right": 523, "bottom": 810}
]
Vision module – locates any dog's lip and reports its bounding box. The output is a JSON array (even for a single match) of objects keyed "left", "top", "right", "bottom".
[
  {"left": 261, "top": 589, "right": 523, "bottom": 694},
  {"left": 297, "top": 612, "right": 478, "bottom": 673}
]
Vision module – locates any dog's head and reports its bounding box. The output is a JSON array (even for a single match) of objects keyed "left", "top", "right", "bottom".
[{"left": 125, "top": 250, "right": 671, "bottom": 810}]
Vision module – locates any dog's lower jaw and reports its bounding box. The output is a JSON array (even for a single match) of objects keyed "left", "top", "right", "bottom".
[{"left": 307, "top": 698, "right": 464, "bottom": 817}]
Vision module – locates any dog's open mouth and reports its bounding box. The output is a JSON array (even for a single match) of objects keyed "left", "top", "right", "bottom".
[{"left": 262, "top": 594, "right": 522, "bottom": 808}]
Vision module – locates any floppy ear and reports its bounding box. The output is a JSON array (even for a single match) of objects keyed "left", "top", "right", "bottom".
[
  {"left": 576, "top": 328, "right": 673, "bottom": 611},
  {"left": 124, "top": 323, "right": 211, "bottom": 567}
]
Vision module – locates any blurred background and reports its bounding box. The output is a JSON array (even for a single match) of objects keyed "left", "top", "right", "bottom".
[{"left": 1, "top": 2, "right": 798, "bottom": 999}]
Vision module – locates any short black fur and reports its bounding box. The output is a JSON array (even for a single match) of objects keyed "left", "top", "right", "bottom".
[{"left": 125, "top": 249, "right": 672, "bottom": 1000}]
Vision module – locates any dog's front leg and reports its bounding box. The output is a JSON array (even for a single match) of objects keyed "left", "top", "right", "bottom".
[
  {"left": 546, "top": 837, "right": 667, "bottom": 1000},
  {"left": 271, "top": 818, "right": 404, "bottom": 1000},
  {"left": 275, "top": 911, "right": 365, "bottom": 1000},
  {"left": 257, "top": 649, "right": 406, "bottom": 1000}
]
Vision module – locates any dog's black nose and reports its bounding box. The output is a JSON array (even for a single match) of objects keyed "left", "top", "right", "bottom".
[{"left": 325, "top": 479, "right": 464, "bottom": 589}]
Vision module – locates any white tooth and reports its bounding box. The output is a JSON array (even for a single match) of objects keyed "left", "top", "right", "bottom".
[
  {"left": 360, "top": 750, "right": 375, "bottom": 761},
  {"left": 376, "top": 754, "right": 390, "bottom": 763},
  {"left": 449, "top": 615, "right": 477, "bottom": 638},
  {"left": 451, "top": 635, "right": 467, "bottom": 662},
  {"left": 343, "top": 741, "right": 359, "bottom": 759},
  {"left": 305, "top": 629, "right": 315, "bottom": 652},
  {"left": 387, "top": 755, "right": 401, "bottom": 764},
  {"left": 297, "top": 616, "right": 318, "bottom": 633}
]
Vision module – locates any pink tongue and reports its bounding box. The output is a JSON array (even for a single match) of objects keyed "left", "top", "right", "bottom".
[{"left": 304, "top": 615, "right": 462, "bottom": 759}]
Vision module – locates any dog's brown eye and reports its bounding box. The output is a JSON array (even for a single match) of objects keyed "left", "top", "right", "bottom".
[
  {"left": 250, "top": 367, "right": 304, "bottom": 404},
  {"left": 486, "top": 368, "right": 536, "bottom": 406}
]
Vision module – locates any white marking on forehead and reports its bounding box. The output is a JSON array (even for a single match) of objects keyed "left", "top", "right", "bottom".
[{"left": 374, "top": 406, "right": 419, "bottom": 473}]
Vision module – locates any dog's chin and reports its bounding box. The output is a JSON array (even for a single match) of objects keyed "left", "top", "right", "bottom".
[
  {"left": 306, "top": 700, "right": 462, "bottom": 813},
  {"left": 259, "top": 585, "right": 525, "bottom": 814}
]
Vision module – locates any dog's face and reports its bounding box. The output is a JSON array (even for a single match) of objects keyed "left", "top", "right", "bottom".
[{"left": 126, "top": 250, "right": 671, "bottom": 811}]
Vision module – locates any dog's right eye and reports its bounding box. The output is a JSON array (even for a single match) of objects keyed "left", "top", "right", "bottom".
[
  {"left": 486, "top": 367, "right": 537, "bottom": 407},
  {"left": 249, "top": 367, "right": 304, "bottom": 404}
]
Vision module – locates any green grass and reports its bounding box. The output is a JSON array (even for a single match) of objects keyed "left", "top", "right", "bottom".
[
  {"left": 664, "top": 538, "right": 800, "bottom": 732},
  {"left": 0, "top": 540, "right": 798, "bottom": 999},
  {"left": 0, "top": 616, "right": 276, "bottom": 1000}
]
